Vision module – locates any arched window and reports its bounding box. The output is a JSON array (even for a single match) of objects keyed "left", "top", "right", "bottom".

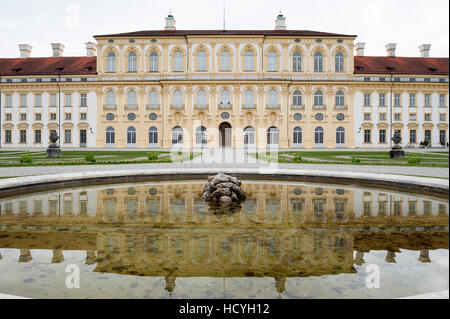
[
  {"left": 244, "top": 50, "right": 254, "bottom": 71},
  {"left": 196, "top": 126, "right": 207, "bottom": 145},
  {"left": 196, "top": 89, "right": 207, "bottom": 108},
  {"left": 315, "top": 127, "right": 324, "bottom": 145},
  {"left": 314, "top": 90, "right": 324, "bottom": 107},
  {"left": 106, "top": 91, "right": 116, "bottom": 109},
  {"left": 173, "top": 89, "right": 183, "bottom": 108},
  {"left": 127, "top": 90, "right": 137, "bottom": 109},
  {"left": 128, "top": 51, "right": 137, "bottom": 73},
  {"left": 267, "top": 127, "right": 279, "bottom": 145},
  {"left": 107, "top": 52, "right": 116, "bottom": 73},
  {"left": 173, "top": 51, "right": 183, "bottom": 72},
  {"left": 244, "top": 126, "right": 255, "bottom": 146},
  {"left": 293, "top": 90, "right": 302, "bottom": 108},
  {"left": 293, "top": 127, "right": 302, "bottom": 145},
  {"left": 106, "top": 127, "right": 115, "bottom": 145},
  {"left": 220, "top": 89, "right": 231, "bottom": 107},
  {"left": 293, "top": 51, "right": 302, "bottom": 72},
  {"left": 244, "top": 90, "right": 255, "bottom": 108},
  {"left": 335, "top": 52, "right": 344, "bottom": 73},
  {"left": 149, "top": 52, "right": 159, "bottom": 72},
  {"left": 149, "top": 91, "right": 158, "bottom": 108},
  {"left": 196, "top": 50, "right": 207, "bottom": 71},
  {"left": 149, "top": 127, "right": 158, "bottom": 146},
  {"left": 267, "top": 51, "right": 277, "bottom": 72},
  {"left": 314, "top": 51, "right": 323, "bottom": 72},
  {"left": 220, "top": 50, "right": 231, "bottom": 71},
  {"left": 172, "top": 126, "right": 183, "bottom": 145},
  {"left": 127, "top": 127, "right": 136, "bottom": 145},
  {"left": 268, "top": 90, "right": 278, "bottom": 108},
  {"left": 336, "top": 126, "right": 345, "bottom": 145},
  {"left": 336, "top": 91, "right": 345, "bottom": 108}
]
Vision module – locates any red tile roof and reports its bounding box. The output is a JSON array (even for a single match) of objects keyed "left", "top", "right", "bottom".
[
  {"left": 94, "top": 29, "right": 357, "bottom": 38},
  {"left": 354, "top": 56, "right": 449, "bottom": 75},
  {"left": 0, "top": 57, "right": 97, "bottom": 76}
]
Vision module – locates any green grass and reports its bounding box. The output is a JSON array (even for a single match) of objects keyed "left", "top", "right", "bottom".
[{"left": 252, "top": 151, "right": 449, "bottom": 167}]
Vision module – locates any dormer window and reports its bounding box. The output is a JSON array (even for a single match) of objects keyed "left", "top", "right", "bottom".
[
  {"left": 84, "top": 67, "right": 92, "bottom": 71},
  {"left": 429, "top": 68, "right": 438, "bottom": 73},
  {"left": 12, "top": 68, "right": 22, "bottom": 73},
  {"left": 55, "top": 68, "right": 64, "bottom": 73},
  {"left": 356, "top": 66, "right": 364, "bottom": 71}
]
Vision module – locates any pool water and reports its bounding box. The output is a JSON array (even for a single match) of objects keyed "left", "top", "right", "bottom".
[{"left": 0, "top": 180, "right": 448, "bottom": 299}]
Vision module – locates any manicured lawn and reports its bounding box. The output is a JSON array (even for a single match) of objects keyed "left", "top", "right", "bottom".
[
  {"left": 0, "top": 151, "right": 201, "bottom": 167},
  {"left": 251, "top": 151, "right": 449, "bottom": 167}
]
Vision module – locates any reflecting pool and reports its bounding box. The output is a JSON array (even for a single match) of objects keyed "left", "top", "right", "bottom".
[{"left": 0, "top": 180, "right": 448, "bottom": 299}]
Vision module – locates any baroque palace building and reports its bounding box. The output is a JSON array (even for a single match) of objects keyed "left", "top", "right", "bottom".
[{"left": 0, "top": 13, "right": 448, "bottom": 149}]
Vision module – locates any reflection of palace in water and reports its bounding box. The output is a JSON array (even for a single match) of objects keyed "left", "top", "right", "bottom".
[{"left": 0, "top": 182, "right": 448, "bottom": 294}]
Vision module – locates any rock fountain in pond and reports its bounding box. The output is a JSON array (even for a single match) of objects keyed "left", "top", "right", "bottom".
[{"left": 202, "top": 173, "right": 246, "bottom": 214}]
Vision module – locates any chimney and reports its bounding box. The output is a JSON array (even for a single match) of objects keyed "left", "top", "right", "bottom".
[
  {"left": 51, "top": 43, "right": 65, "bottom": 58},
  {"left": 385, "top": 43, "right": 397, "bottom": 57},
  {"left": 419, "top": 44, "right": 431, "bottom": 58},
  {"left": 165, "top": 12, "right": 176, "bottom": 31},
  {"left": 86, "top": 42, "right": 97, "bottom": 57},
  {"left": 275, "top": 12, "right": 286, "bottom": 30},
  {"left": 18, "top": 44, "right": 33, "bottom": 58},
  {"left": 355, "top": 43, "right": 365, "bottom": 57}
]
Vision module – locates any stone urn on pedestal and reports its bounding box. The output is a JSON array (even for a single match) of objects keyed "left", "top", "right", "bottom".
[
  {"left": 47, "top": 131, "right": 61, "bottom": 158},
  {"left": 389, "top": 131, "right": 405, "bottom": 159}
]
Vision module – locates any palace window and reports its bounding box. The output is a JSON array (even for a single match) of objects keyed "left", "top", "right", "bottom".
[
  {"left": 267, "top": 51, "right": 277, "bottom": 72},
  {"left": 127, "top": 127, "right": 137, "bottom": 145},
  {"left": 394, "top": 94, "right": 401, "bottom": 107},
  {"left": 293, "top": 90, "right": 302, "bottom": 108},
  {"left": 379, "top": 113, "right": 386, "bottom": 121},
  {"left": 80, "top": 113, "right": 87, "bottom": 120},
  {"left": 220, "top": 89, "right": 231, "bottom": 107},
  {"left": 379, "top": 130, "right": 386, "bottom": 143},
  {"left": 409, "top": 94, "right": 416, "bottom": 107},
  {"left": 20, "top": 130, "right": 27, "bottom": 143},
  {"left": 149, "top": 52, "right": 159, "bottom": 72},
  {"left": 196, "top": 89, "right": 207, "bottom": 108},
  {"left": 440, "top": 113, "right": 446, "bottom": 121},
  {"left": 196, "top": 50, "right": 207, "bottom": 71},
  {"left": 35, "top": 94, "right": 42, "bottom": 106},
  {"left": 149, "top": 91, "right": 158, "bottom": 108},
  {"left": 128, "top": 51, "right": 137, "bottom": 73},
  {"left": 409, "top": 113, "right": 417, "bottom": 121},
  {"left": 315, "top": 127, "right": 324, "bottom": 144},
  {"left": 394, "top": 113, "right": 401, "bottom": 121},
  {"left": 267, "top": 127, "right": 279, "bottom": 145},
  {"left": 80, "top": 94, "right": 87, "bottom": 107},
  {"left": 268, "top": 90, "right": 278, "bottom": 108},
  {"left": 65, "top": 94, "right": 72, "bottom": 107},
  {"left": 172, "top": 126, "right": 183, "bottom": 145},
  {"left": 425, "top": 113, "right": 431, "bottom": 121},
  {"left": 244, "top": 126, "right": 255, "bottom": 146},
  {"left": 379, "top": 93, "right": 386, "bottom": 106},
  {"left": 106, "top": 91, "right": 116, "bottom": 109},
  {"left": 173, "top": 51, "right": 183, "bottom": 72},
  {"left": 335, "top": 52, "right": 344, "bottom": 72},
  {"left": 64, "top": 129, "right": 72, "bottom": 143},
  {"left": 35, "top": 113, "right": 42, "bottom": 121},
  {"left": 106, "top": 127, "right": 115, "bottom": 145},
  {"left": 364, "top": 130, "right": 371, "bottom": 143},
  {"left": 364, "top": 93, "right": 371, "bottom": 106},
  {"left": 5, "top": 130, "right": 12, "bottom": 144},
  {"left": 293, "top": 127, "right": 302, "bottom": 145},
  {"left": 50, "top": 94, "right": 57, "bottom": 107},
  {"left": 244, "top": 90, "right": 255, "bottom": 108},
  {"left": 424, "top": 94, "right": 431, "bottom": 107},
  {"left": 173, "top": 89, "right": 183, "bottom": 108},
  {"left": 50, "top": 113, "right": 57, "bottom": 120},
  {"left": 20, "top": 113, "right": 27, "bottom": 121},
  {"left": 314, "top": 51, "right": 323, "bottom": 72},
  {"left": 196, "top": 126, "right": 208, "bottom": 145},
  {"left": 20, "top": 94, "right": 27, "bottom": 107},
  {"left": 440, "top": 94, "right": 446, "bottom": 107},
  {"left": 410, "top": 130, "right": 417, "bottom": 143},
  {"left": 127, "top": 90, "right": 137, "bottom": 109},
  {"left": 336, "top": 127, "right": 345, "bottom": 144},
  {"left": 244, "top": 50, "right": 255, "bottom": 71},
  {"left": 34, "top": 130, "right": 41, "bottom": 144},
  {"left": 335, "top": 91, "right": 345, "bottom": 107},
  {"left": 107, "top": 52, "right": 116, "bottom": 72},
  {"left": 314, "top": 90, "right": 324, "bottom": 106},
  {"left": 149, "top": 127, "right": 158, "bottom": 145},
  {"left": 220, "top": 50, "right": 231, "bottom": 71},
  {"left": 293, "top": 51, "right": 302, "bottom": 72}
]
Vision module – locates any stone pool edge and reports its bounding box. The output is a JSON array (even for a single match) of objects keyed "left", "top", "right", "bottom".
[{"left": 0, "top": 168, "right": 448, "bottom": 197}]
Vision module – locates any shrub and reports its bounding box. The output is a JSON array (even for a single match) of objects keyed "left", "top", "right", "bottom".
[
  {"left": 351, "top": 156, "right": 361, "bottom": 164},
  {"left": 408, "top": 154, "right": 421, "bottom": 166},
  {"left": 85, "top": 153, "right": 96, "bottom": 163},
  {"left": 423, "top": 140, "right": 429, "bottom": 147},
  {"left": 293, "top": 153, "right": 303, "bottom": 163},
  {"left": 148, "top": 152, "right": 159, "bottom": 161},
  {"left": 19, "top": 152, "right": 33, "bottom": 164}
]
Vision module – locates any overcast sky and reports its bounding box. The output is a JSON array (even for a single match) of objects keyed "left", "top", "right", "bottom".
[{"left": 0, "top": 0, "right": 448, "bottom": 58}]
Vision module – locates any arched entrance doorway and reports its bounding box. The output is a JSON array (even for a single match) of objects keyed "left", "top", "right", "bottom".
[{"left": 219, "top": 122, "right": 232, "bottom": 148}]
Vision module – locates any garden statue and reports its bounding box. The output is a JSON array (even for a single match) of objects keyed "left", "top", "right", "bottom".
[
  {"left": 47, "top": 131, "right": 61, "bottom": 158},
  {"left": 389, "top": 131, "right": 405, "bottom": 159},
  {"left": 202, "top": 173, "right": 247, "bottom": 214}
]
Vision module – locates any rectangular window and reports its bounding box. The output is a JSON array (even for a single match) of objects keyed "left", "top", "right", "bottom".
[
  {"left": 440, "top": 130, "right": 447, "bottom": 145},
  {"left": 35, "top": 94, "right": 42, "bottom": 106},
  {"left": 5, "top": 95, "right": 12, "bottom": 107},
  {"left": 64, "top": 129, "right": 72, "bottom": 143},
  {"left": 50, "top": 94, "right": 57, "bottom": 107},
  {"left": 65, "top": 94, "right": 72, "bottom": 106},
  {"left": 424, "top": 113, "right": 431, "bottom": 121},
  {"left": 364, "top": 113, "right": 371, "bottom": 121},
  {"left": 409, "top": 94, "right": 416, "bottom": 107},
  {"left": 394, "top": 94, "right": 401, "bottom": 107},
  {"left": 424, "top": 94, "right": 431, "bottom": 107},
  {"left": 20, "top": 113, "right": 27, "bottom": 121},
  {"left": 378, "top": 201, "right": 387, "bottom": 215},
  {"left": 80, "top": 113, "right": 87, "bottom": 120},
  {"left": 50, "top": 113, "right": 57, "bottom": 121},
  {"left": 379, "top": 93, "right": 386, "bottom": 106},
  {"left": 35, "top": 130, "right": 41, "bottom": 143},
  {"left": 394, "top": 113, "right": 401, "bottom": 121},
  {"left": 20, "top": 94, "right": 27, "bottom": 107},
  {"left": 35, "top": 113, "right": 42, "bottom": 121},
  {"left": 379, "top": 129, "right": 386, "bottom": 143},
  {"left": 394, "top": 201, "right": 402, "bottom": 215},
  {"left": 20, "top": 130, "right": 27, "bottom": 143},
  {"left": 65, "top": 113, "right": 72, "bottom": 121},
  {"left": 5, "top": 114, "right": 12, "bottom": 121},
  {"left": 5, "top": 130, "right": 12, "bottom": 144},
  {"left": 363, "top": 201, "right": 372, "bottom": 216},
  {"left": 80, "top": 94, "right": 87, "bottom": 107},
  {"left": 379, "top": 113, "right": 386, "bottom": 121},
  {"left": 410, "top": 130, "right": 417, "bottom": 143},
  {"left": 439, "top": 94, "right": 446, "bottom": 107},
  {"left": 408, "top": 201, "right": 417, "bottom": 215},
  {"left": 409, "top": 113, "right": 416, "bottom": 121},
  {"left": 364, "top": 93, "right": 371, "bottom": 106},
  {"left": 364, "top": 130, "right": 371, "bottom": 143},
  {"left": 423, "top": 201, "right": 431, "bottom": 215},
  {"left": 440, "top": 113, "right": 446, "bottom": 121}
]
